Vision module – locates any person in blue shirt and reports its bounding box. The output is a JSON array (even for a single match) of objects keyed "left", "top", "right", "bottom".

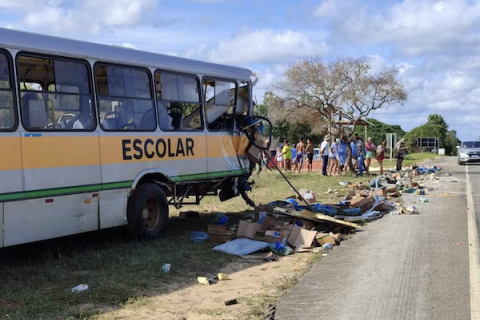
[
  {"left": 338, "top": 135, "right": 349, "bottom": 173},
  {"left": 350, "top": 137, "right": 357, "bottom": 172}
]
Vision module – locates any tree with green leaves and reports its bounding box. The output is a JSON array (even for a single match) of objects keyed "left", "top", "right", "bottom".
[
  {"left": 352, "top": 118, "right": 405, "bottom": 144},
  {"left": 271, "top": 55, "right": 407, "bottom": 171},
  {"left": 404, "top": 114, "right": 459, "bottom": 155}
]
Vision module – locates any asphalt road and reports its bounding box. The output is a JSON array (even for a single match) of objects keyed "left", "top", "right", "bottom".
[{"left": 276, "top": 157, "right": 479, "bottom": 320}]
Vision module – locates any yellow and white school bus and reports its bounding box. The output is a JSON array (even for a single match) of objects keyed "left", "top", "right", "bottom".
[{"left": 0, "top": 28, "right": 267, "bottom": 247}]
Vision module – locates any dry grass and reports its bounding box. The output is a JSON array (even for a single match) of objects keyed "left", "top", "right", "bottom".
[{"left": 0, "top": 170, "right": 373, "bottom": 320}]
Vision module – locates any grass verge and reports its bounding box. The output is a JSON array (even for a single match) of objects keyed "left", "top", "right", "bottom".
[
  {"left": 0, "top": 170, "right": 374, "bottom": 320},
  {"left": 369, "top": 152, "right": 443, "bottom": 169}
]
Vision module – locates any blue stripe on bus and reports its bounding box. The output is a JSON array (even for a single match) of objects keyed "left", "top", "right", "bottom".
[{"left": 24, "top": 133, "right": 42, "bottom": 137}]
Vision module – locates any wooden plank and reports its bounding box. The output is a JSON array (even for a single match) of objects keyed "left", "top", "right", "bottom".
[{"left": 274, "top": 207, "right": 363, "bottom": 229}]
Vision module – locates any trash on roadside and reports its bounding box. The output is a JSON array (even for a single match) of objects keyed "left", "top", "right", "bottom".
[
  {"left": 162, "top": 263, "right": 171, "bottom": 273},
  {"left": 225, "top": 299, "right": 238, "bottom": 306},
  {"left": 322, "top": 243, "right": 333, "bottom": 250},
  {"left": 179, "top": 211, "right": 200, "bottom": 219},
  {"left": 419, "top": 198, "right": 429, "bottom": 203},
  {"left": 71, "top": 284, "right": 89, "bottom": 293},
  {"left": 196, "top": 277, "right": 211, "bottom": 285},
  {"left": 399, "top": 206, "right": 419, "bottom": 214},
  {"left": 190, "top": 231, "right": 210, "bottom": 244},
  {"left": 207, "top": 225, "right": 234, "bottom": 243},
  {"left": 218, "top": 273, "right": 229, "bottom": 280},
  {"left": 213, "top": 238, "right": 269, "bottom": 256}
]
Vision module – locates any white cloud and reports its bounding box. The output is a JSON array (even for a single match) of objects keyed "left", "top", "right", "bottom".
[
  {"left": 7, "top": 0, "right": 157, "bottom": 35},
  {"left": 182, "top": 29, "right": 327, "bottom": 65},
  {"left": 316, "top": 0, "right": 480, "bottom": 57},
  {"left": 0, "top": 0, "right": 40, "bottom": 11}
]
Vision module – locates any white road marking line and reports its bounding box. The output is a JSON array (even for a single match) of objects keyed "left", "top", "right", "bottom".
[{"left": 466, "top": 165, "right": 480, "bottom": 319}]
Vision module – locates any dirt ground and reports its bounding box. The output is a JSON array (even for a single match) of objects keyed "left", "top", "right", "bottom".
[{"left": 93, "top": 251, "right": 319, "bottom": 320}]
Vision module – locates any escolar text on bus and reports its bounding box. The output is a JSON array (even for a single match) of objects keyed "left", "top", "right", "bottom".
[{"left": 122, "top": 138, "right": 195, "bottom": 160}]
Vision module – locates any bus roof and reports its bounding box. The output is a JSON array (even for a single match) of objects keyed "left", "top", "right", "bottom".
[{"left": 0, "top": 27, "right": 254, "bottom": 82}]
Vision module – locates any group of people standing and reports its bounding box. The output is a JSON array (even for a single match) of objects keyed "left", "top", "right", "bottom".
[
  {"left": 268, "top": 134, "right": 408, "bottom": 176},
  {"left": 320, "top": 133, "right": 389, "bottom": 176},
  {"left": 275, "top": 138, "right": 316, "bottom": 174}
]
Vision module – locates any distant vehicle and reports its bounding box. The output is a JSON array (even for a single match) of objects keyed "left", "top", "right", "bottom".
[{"left": 457, "top": 141, "right": 480, "bottom": 165}]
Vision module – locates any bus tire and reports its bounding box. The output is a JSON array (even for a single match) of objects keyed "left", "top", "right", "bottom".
[{"left": 127, "top": 183, "right": 169, "bottom": 239}]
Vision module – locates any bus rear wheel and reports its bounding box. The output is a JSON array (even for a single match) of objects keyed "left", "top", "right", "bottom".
[{"left": 127, "top": 183, "right": 169, "bottom": 239}]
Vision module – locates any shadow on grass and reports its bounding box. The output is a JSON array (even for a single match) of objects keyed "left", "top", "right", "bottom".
[{"left": 0, "top": 210, "right": 265, "bottom": 320}]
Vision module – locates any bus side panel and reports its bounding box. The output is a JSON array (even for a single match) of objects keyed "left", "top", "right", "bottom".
[
  {"left": 3, "top": 193, "right": 98, "bottom": 247},
  {"left": 98, "top": 133, "right": 208, "bottom": 182},
  {"left": 0, "top": 203, "right": 4, "bottom": 248},
  {"left": 99, "top": 189, "right": 128, "bottom": 229},
  {"left": 207, "top": 134, "right": 246, "bottom": 178},
  {"left": 0, "top": 134, "right": 23, "bottom": 195},
  {"left": 21, "top": 134, "right": 102, "bottom": 191}
]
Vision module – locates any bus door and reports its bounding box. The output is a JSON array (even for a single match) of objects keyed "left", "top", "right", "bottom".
[
  {"left": 0, "top": 50, "right": 22, "bottom": 248},
  {"left": 4, "top": 55, "right": 101, "bottom": 246},
  {"left": 203, "top": 78, "right": 249, "bottom": 178}
]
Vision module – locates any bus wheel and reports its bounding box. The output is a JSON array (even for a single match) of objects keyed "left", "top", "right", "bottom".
[{"left": 127, "top": 183, "right": 169, "bottom": 239}]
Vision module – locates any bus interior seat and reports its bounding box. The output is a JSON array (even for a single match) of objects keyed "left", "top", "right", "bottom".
[
  {"left": 138, "top": 108, "right": 156, "bottom": 130},
  {"left": 157, "top": 102, "right": 174, "bottom": 130},
  {"left": 101, "top": 117, "right": 119, "bottom": 130},
  {"left": 168, "top": 105, "right": 183, "bottom": 130},
  {"left": 22, "top": 93, "right": 48, "bottom": 129}
]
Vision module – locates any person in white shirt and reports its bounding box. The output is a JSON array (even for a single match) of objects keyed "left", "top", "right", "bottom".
[
  {"left": 320, "top": 137, "right": 329, "bottom": 176},
  {"left": 328, "top": 138, "right": 340, "bottom": 176}
]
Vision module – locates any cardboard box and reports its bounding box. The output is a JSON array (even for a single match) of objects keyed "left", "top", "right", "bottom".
[
  {"left": 359, "top": 190, "right": 370, "bottom": 197},
  {"left": 208, "top": 225, "right": 227, "bottom": 235},
  {"left": 270, "top": 225, "right": 293, "bottom": 239},
  {"left": 209, "top": 233, "right": 234, "bottom": 243},
  {"left": 359, "top": 196, "right": 375, "bottom": 212},
  {"left": 293, "top": 228, "right": 317, "bottom": 250},
  {"left": 287, "top": 225, "right": 302, "bottom": 246},
  {"left": 331, "top": 233, "right": 343, "bottom": 244},
  {"left": 237, "top": 220, "right": 257, "bottom": 239},
  {"left": 373, "top": 188, "right": 387, "bottom": 197},
  {"left": 264, "top": 230, "right": 282, "bottom": 243},
  {"left": 316, "top": 232, "right": 336, "bottom": 246},
  {"left": 257, "top": 216, "right": 275, "bottom": 232},
  {"left": 254, "top": 205, "right": 274, "bottom": 222},
  {"left": 386, "top": 186, "right": 398, "bottom": 193},
  {"left": 350, "top": 196, "right": 371, "bottom": 208}
]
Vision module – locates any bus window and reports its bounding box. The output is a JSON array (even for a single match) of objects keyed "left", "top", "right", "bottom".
[
  {"left": 0, "top": 52, "right": 16, "bottom": 131},
  {"left": 95, "top": 64, "right": 156, "bottom": 131},
  {"left": 203, "top": 78, "right": 237, "bottom": 131},
  {"left": 155, "top": 71, "right": 203, "bottom": 131},
  {"left": 17, "top": 55, "right": 95, "bottom": 131}
]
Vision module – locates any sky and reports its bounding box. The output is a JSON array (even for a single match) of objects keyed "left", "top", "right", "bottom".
[{"left": 1, "top": 0, "right": 479, "bottom": 140}]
